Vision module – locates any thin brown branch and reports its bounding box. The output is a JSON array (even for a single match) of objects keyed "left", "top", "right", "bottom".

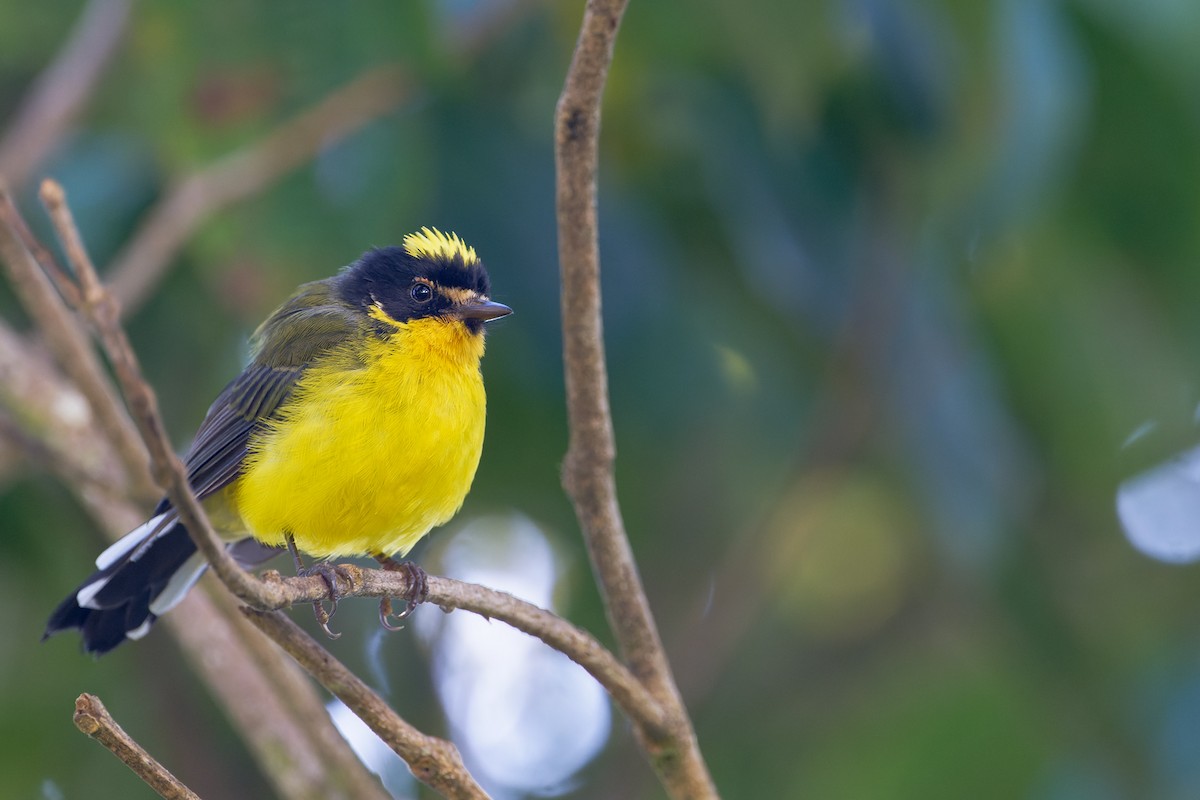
[
  {"left": 430, "top": 574, "right": 669, "bottom": 734},
  {"left": 555, "top": 1, "right": 717, "bottom": 796},
  {"left": 0, "top": 191, "right": 155, "bottom": 502},
  {"left": 250, "top": 565, "right": 669, "bottom": 736},
  {"left": 108, "top": 66, "right": 410, "bottom": 316},
  {"left": 218, "top": 590, "right": 393, "bottom": 800},
  {"left": 73, "top": 693, "right": 202, "bottom": 800},
  {"left": 0, "top": 191, "right": 83, "bottom": 308},
  {"left": 40, "top": 179, "right": 269, "bottom": 606},
  {"left": 0, "top": 0, "right": 131, "bottom": 188},
  {"left": 242, "top": 609, "right": 488, "bottom": 800}
]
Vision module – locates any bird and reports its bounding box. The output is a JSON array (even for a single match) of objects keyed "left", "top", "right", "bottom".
[{"left": 44, "top": 228, "right": 511, "bottom": 655}]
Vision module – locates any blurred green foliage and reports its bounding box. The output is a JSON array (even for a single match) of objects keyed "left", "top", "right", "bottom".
[{"left": 5, "top": 0, "right": 1200, "bottom": 797}]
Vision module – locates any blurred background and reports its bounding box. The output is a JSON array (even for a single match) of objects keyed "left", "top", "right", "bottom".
[{"left": 3, "top": 0, "right": 1200, "bottom": 797}]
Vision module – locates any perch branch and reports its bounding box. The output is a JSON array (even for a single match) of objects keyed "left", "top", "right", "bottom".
[
  {"left": 555, "top": 0, "right": 716, "bottom": 796},
  {"left": 248, "top": 566, "right": 669, "bottom": 736},
  {"left": 242, "top": 609, "right": 487, "bottom": 800},
  {"left": 73, "top": 693, "right": 201, "bottom": 800},
  {"left": 212, "top": 587, "right": 393, "bottom": 800}
]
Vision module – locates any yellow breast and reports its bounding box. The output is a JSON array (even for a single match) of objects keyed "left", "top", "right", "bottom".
[{"left": 233, "top": 318, "right": 488, "bottom": 558}]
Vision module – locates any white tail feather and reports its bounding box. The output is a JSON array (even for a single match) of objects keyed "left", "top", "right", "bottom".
[
  {"left": 148, "top": 552, "right": 208, "bottom": 616},
  {"left": 96, "top": 513, "right": 170, "bottom": 569},
  {"left": 76, "top": 577, "right": 111, "bottom": 609},
  {"left": 125, "top": 619, "right": 153, "bottom": 641}
]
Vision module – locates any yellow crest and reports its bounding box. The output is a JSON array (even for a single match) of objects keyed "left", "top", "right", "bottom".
[{"left": 402, "top": 227, "right": 478, "bottom": 266}]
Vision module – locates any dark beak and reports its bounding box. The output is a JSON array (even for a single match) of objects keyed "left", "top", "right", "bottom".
[{"left": 456, "top": 299, "right": 513, "bottom": 322}]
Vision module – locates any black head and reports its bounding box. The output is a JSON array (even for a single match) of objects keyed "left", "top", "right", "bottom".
[{"left": 336, "top": 229, "right": 511, "bottom": 334}]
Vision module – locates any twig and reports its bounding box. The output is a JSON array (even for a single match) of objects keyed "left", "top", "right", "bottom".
[
  {"left": 40, "top": 179, "right": 269, "bottom": 606},
  {"left": 0, "top": 192, "right": 155, "bottom": 502},
  {"left": 0, "top": 190, "right": 83, "bottom": 308},
  {"left": 554, "top": 1, "right": 717, "bottom": 797},
  {"left": 0, "top": 0, "right": 131, "bottom": 188},
  {"left": 73, "top": 693, "right": 202, "bottom": 800},
  {"left": 107, "top": 66, "right": 410, "bottom": 316},
  {"left": 428, "top": 574, "right": 668, "bottom": 734},
  {"left": 242, "top": 609, "right": 488, "bottom": 800}
]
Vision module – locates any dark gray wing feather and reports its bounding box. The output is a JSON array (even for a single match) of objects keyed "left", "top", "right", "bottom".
[{"left": 153, "top": 280, "right": 360, "bottom": 516}]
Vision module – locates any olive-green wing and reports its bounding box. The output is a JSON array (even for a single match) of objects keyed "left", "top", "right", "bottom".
[{"left": 155, "top": 281, "right": 360, "bottom": 514}]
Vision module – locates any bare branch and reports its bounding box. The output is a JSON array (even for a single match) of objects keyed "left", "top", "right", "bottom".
[
  {"left": 247, "top": 565, "right": 670, "bottom": 736},
  {"left": 215, "top": 589, "right": 393, "bottom": 800},
  {"left": 40, "top": 179, "right": 269, "bottom": 605},
  {"left": 0, "top": 190, "right": 83, "bottom": 308},
  {"left": 242, "top": 609, "right": 488, "bottom": 800},
  {"left": 107, "top": 66, "right": 410, "bottom": 315},
  {"left": 555, "top": 1, "right": 717, "bottom": 796},
  {"left": 73, "top": 693, "right": 202, "bottom": 800},
  {"left": 0, "top": 0, "right": 131, "bottom": 188}
]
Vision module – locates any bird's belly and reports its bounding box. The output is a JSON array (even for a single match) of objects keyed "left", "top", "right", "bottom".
[{"left": 233, "top": 361, "right": 486, "bottom": 559}]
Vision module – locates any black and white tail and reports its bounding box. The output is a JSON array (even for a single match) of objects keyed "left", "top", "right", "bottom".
[{"left": 44, "top": 516, "right": 277, "bottom": 655}]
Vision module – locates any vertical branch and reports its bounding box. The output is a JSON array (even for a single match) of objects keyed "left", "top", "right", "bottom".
[{"left": 554, "top": 1, "right": 717, "bottom": 797}]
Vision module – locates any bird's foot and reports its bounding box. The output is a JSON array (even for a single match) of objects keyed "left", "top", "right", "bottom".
[
  {"left": 299, "top": 561, "right": 352, "bottom": 639},
  {"left": 374, "top": 556, "right": 429, "bottom": 631}
]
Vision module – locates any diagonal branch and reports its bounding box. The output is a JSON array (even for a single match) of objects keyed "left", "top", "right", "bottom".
[
  {"left": 73, "top": 693, "right": 201, "bottom": 800},
  {"left": 242, "top": 610, "right": 488, "bottom": 800},
  {"left": 40, "top": 179, "right": 267, "bottom": 604},
  {"left": 555, "top": 1, "right": 717, "bottom": 796}
]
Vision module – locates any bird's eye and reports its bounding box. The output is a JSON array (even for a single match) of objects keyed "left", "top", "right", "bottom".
[{"left": 411, "top": 283, "right": 433, "bottom": 303}]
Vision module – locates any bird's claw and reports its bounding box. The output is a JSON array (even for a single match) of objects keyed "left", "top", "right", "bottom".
[
  {"left": 300, "top": 561, "right": 351, "bottom": 639},
  {"left": 375, "top": 558, "right": 429, "bottom": 632},
  {"left": 378, "top": 596, "right": 408, "bottom": 631}
]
